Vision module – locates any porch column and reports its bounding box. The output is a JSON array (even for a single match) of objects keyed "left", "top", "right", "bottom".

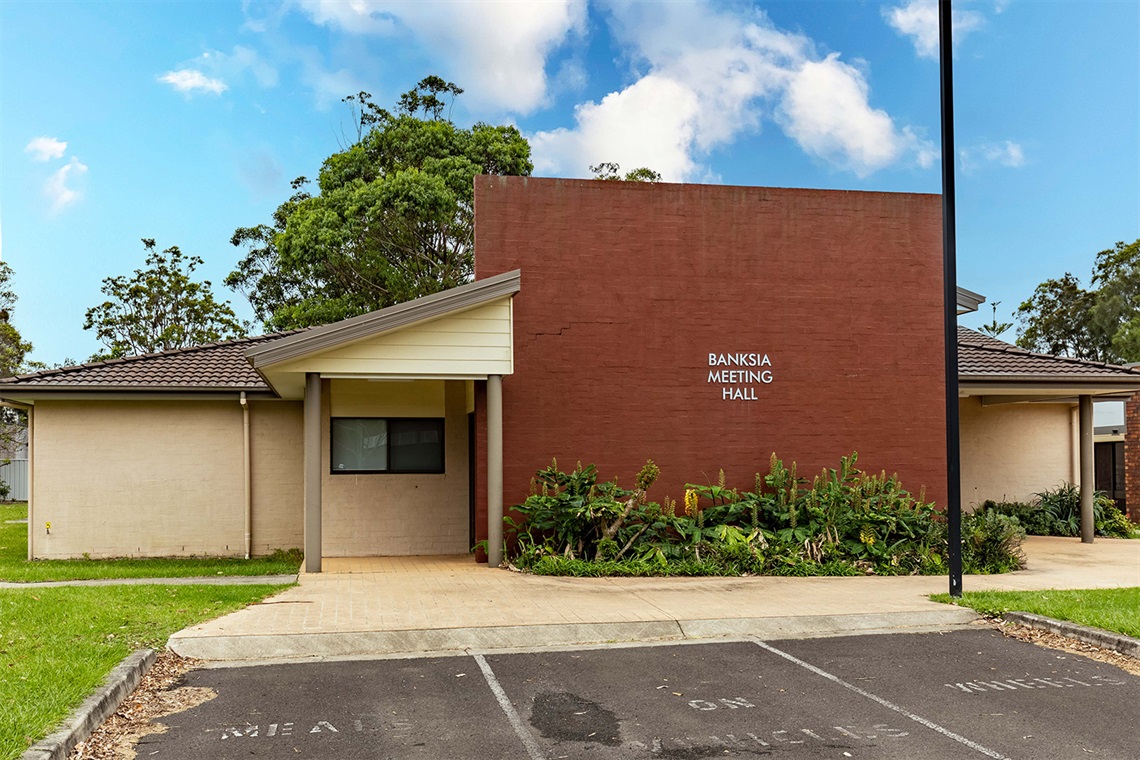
[
  {"left": 26, "top": 404, "right": 34, "bottom": 561},
  {"left": 487, "top": 374, "right": 503, "bottom": 567},
  {"left": 1079, "top": 394, "right": 1094, "bottom": 543},
  {"left": 304, "top": 372, "right": 323, "bottom": 572}
]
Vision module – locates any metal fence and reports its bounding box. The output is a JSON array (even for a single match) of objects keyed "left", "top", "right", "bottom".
[{"left": 0, "top": 458, "right": 28, "bottom": 501}]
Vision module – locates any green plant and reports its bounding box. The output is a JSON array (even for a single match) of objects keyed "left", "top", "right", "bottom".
[
  {"left": 960, "top": 509, "right": 1026, "bottom": 574},
  {"left": 507, "top": 459, "right": 670, "bottom": 566},
  {"left": 980, "top": 485, "right": 1136, "bottom": 539},
  {"left": 507, "top": 452, "right": 1024, "bottom": 579}
]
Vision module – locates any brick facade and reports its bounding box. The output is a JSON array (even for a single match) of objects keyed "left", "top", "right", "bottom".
[
  {"left": 473, "top": 177, "right": 948, "bottom": 553},
  {"left": 1125, "top": 393, "right": 1140, "bottom": 520}
]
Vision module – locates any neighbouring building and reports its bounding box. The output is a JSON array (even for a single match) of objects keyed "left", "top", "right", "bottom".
[{"left": 4, "top": 178, "right": 1138, "bottom": 568}]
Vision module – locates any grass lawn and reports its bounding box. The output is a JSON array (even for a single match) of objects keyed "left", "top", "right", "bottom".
[
  {"left": 0, "top": 503, "right": 301, "bottom": 582},
  {"left": 933, "top": 587, "right": 1140, "bottom": 639},
  {"left": 0, "top": 583, "right": 284, "bottom": 760}
]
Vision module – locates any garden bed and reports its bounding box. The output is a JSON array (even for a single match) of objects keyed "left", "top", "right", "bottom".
[{"left": 506, "top": 453, "right": 1026, "bottom": 577}]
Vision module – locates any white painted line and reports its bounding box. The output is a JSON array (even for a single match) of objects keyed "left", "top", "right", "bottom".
[
  {"left": 474, "top": 653, "right": 546, "bottom": 760},
  {"left": 752, "top": 640, "right": 1011, "bottom": 760}
]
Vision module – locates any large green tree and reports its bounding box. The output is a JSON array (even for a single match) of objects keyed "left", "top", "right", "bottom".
[
  {"left": 0, "top": 262, "right": 33, "bottom": 379},
  {"left": 1016, "top": 238, "right": 1140, "bottom": 363},
  {"left": 84, "top": 239, "right": 248, "bottom": 359},
  {"left": 226, "top": 77, "right": 533, "bottom": 331}
]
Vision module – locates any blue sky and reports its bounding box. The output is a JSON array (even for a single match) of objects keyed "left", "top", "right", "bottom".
[{"left": 1, "top": 0, "right": 1137, "bottom": 365}]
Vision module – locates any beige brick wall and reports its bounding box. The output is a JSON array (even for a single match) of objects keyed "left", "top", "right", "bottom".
[
  {"left": 32, "top": 399, "right": 247, "bottom": 558},
  {"left": 321, "top": 379, "right": 471, "bottom": 556},
  {"left": 249, "top": 400, "right": 304, "bottom": 555},
  {"left": 959, "top": 396, "right": 1074, "bottom": 507}
]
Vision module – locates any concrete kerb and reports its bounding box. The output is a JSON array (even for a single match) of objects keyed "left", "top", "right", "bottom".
[
  {"left": 21, "top": 649, "right": 156, "bottom": 760},
  {"left": 1003, "top": 611, "right": 1140, "bottom": 658},
  {"left": 168, "top": 608, "right": 980, "bottom": 661}
]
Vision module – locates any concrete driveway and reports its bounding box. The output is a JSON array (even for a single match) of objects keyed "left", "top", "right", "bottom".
[{"left": 169, "top": 536, "right": 1140, "bottom": 661}]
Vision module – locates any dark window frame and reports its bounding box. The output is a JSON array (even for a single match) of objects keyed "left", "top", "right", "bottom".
[{"left": 330, "top": 417, "right": 446, "bottom": 475}]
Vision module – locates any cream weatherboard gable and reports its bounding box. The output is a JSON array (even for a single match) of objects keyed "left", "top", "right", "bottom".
[{"left": 260, "top": 298, "right": 513, "bottom": 395}]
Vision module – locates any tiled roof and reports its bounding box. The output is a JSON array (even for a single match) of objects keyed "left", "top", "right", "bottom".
[
  {"left": 957, "top": 326, "right": 1140, "bottom": 381},
  {"left": 0, "top": 332, "right": 303, "bottom": 391},
  {"left": 3, "top": 324, "right": 1138, "bottom": 394}
]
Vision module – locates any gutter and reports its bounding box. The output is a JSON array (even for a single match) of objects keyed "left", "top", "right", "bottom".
[{"left": 240, "top": 392, "right": 251, "bottom": 560}]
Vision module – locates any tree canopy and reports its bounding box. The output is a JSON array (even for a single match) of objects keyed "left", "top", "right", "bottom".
[
  {"left": 589, "top": 162, "right": 662, "bottom": 183},
  {"left": 84, "top": 238, "right": 248, "bottom": 359},
  {"left": 226, "top": 76, "right": 533, "bottom": 331},
  {"left": 0, "top": 262, "right": 33, "bottom": 379},
  {"left": 1016, "top": 238, "right": 1140, "bottom": 363}
]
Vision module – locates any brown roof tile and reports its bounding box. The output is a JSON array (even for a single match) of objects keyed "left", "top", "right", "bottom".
[
  {"left": 0, "top": 332, "right": 303, "bottom": 392},
  {"left": 4, "top": 325, "right": 1138, "bottom": 394},
  {"left": 957, "top": 327, "right": 1140, "bottom": 381}
]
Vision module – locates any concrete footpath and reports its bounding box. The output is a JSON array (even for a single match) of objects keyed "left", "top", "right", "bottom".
[
  {"left": 0, "top": 574, "right": 296, "bottom": 589},
  {"left": 169, "top": 536, "right": 1140, "bottom": 661}
]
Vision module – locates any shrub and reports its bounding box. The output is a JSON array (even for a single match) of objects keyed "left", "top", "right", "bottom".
[
  {"left": 961, "top": 510, "right": 1026, "bottom": 574},
  {"left": 506, "top": 452, "right": 1025, "bottom": 577},
  {"left": 980, "top": 485, "right": 1136, "bottom": 539}
]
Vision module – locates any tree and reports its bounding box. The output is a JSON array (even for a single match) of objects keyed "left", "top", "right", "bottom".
[
  {"left": 0, "top": 262, "right": 38, "bottom": 489},
  {"left": 0, "top": 261, "right": 36, "bottom": 379},
  {"left": 84, "top": 239, "right": 248, "bottom": 359},
  {"left": 977, "top": 301, "right": 1013, "bottom": 340},
  {"left": 226, "top": 76, "right": 533, "bottom": 331},
  {"left": 589, "top": 162, "right": 662, "bottom": 182},
  {"left": 1016, "top": 238, "right": 1140, "bottom": 362}
]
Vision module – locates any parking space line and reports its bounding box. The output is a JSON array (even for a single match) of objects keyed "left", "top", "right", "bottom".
[
  {"left": 473, "top": 653, "right": 547, "bottom": 760},
  {"left": 752, "top": 640, "right": 1011, "bottom": 760}
]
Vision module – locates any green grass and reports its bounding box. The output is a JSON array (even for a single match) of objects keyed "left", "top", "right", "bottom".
[
  {"left": 933, "top": 587, "right": 1140, "bottom": 639},
  {"left": 0, "top": 504, "right": 301, "bottom": 581},
  {"left": 0, "top": 583, "right": 285, "bottom": 759}
]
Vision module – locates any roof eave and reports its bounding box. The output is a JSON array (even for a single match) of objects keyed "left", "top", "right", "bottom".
[{"left": 0, "top": 387, "right": 278, "bottom": 400}]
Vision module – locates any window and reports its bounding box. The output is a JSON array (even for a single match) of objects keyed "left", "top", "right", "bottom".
[{"left": 330, "top": 418, "right": 445, "bottom": 474}]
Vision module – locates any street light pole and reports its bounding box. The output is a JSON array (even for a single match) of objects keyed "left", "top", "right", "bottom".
[{"left": 940, "top": 0, "right": 963, "bottom": 598}]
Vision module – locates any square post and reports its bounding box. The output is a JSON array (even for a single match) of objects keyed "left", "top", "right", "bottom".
[
  {"left": 304, "top": 372, "right": 323, "bottom": 572},
  {"left": 486, "top": 374, "right": 503, "bottom": 567},
  {"left": 1080, "top": 394, "right": 1094, "bottom": 543}
]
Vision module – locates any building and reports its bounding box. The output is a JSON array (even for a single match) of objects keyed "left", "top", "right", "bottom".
[{"left": 3, "top": 178, "right": 1137, "bottom": 568}]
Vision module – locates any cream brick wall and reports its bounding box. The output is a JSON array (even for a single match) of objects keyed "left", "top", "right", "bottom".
[
  {"left": 959, "top": 396, "right": 1074, "bottom": 508},
  {"left": 32, "top": 400, "right": 247, "bottom": 558},
  {"left": 249, "top": 400, "right": 304, "bottom": 555},
  {"left": 321, "top": 379, "right": 470, "bottom": 556}
]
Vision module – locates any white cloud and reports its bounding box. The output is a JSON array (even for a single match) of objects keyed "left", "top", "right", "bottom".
[
  {"left": 44, "top": 157, "right": 88, "bottom": 212},
  {"left": 778, "top": 54, "right": 931, "bottom": 177},
  {"left": 195, "top": 45, "right": 279, "bottom": 88},
  {"left": 295, "top": 0, "right": 586, "bottom": 113},
  {"left": 883, "top": 0, "right": 985, "bottom": 59},
  {"left": 960, "top": 140, "right": 1025, "bottom": 172},
  {"left": 24, "top": 137, "right": 67, "bottom": 162},
  {"left": 158, "top": 69, "right": 229, "bottom": 95},
  {"left": 531, "top": 75, "right": 701, "bottom": 181},
  {"left": 532, "top": 2, "right": 931, "bottom": 181}
]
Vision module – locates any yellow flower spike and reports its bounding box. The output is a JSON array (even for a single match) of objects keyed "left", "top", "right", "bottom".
[{"left": 684, "top": 489, "right": 699, "bottom": 518}]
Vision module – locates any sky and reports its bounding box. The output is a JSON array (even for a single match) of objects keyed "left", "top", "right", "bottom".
[{"left": 1, "top": 0, "right": 1137, "bottom": 365}]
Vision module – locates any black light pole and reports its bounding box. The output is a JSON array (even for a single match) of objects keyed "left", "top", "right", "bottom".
[{"left": 940, "top": 0, "right": 963, "bottom": 598}]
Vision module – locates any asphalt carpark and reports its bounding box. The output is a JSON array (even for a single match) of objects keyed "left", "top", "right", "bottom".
[{"left": 142, "top": 629, "right": 1136, "bottom": 760}]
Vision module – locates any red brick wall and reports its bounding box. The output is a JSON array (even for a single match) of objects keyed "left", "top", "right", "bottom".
[
  {"left": 1124, "top": 393, "right": 1140, "bottom": 519},
  {"left": 473, "top": 177, "right": 947, "bottom": 551}
]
